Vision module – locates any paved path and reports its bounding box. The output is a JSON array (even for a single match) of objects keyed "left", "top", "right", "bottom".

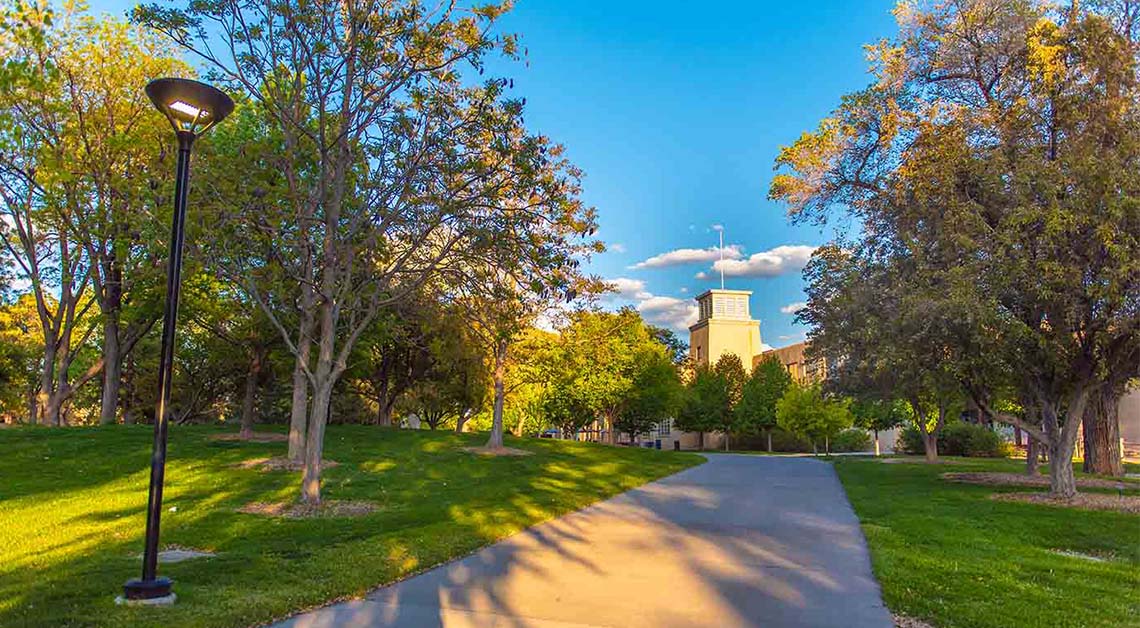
[{"left": 273, "top": 455, "right": 892, "bottom": 628}]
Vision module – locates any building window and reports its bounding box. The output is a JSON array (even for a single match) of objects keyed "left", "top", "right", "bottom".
[{"left": 657, "top": 419, "right": 672, "bottom": 436}]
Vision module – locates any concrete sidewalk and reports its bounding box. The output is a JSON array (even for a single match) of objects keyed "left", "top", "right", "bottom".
[{"left": 272, "top": 455, "right": 893, "bottom": 628}]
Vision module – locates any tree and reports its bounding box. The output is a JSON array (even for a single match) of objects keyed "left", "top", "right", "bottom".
[
  {"left": 736, "top": 355, "right": 792, "bottom": 452},
  {"left": 712, "top": 352, "right": 746, "bottom": 450},
  {"left": 850, "top": 397, "right": 908, "bottom": 457},
  {"left": 675, "top": 364, "right": 729, "bottom": 450},
  {"left": 776, "top": 383, "right": 852, "bottom": 455},
  {"left": 138, "top": 0, "right": 597, "bottom": 502},
  {"left": 770, "top": 1, "right": 1140, "bottom": 494},
  {"left": 614, "top": 349, "right": 682, "bottom": 444},
  {"left": 548, "top": 309, "right": 659, "bottom": 445}
]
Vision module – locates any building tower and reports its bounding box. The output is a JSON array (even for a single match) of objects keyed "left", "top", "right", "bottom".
[{"left": 688, "top": 289, "right": 763, "bottom": 372}]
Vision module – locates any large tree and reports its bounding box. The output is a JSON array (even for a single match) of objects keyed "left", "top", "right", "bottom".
[
  {"left": 770, "top": 1, "right": 1140, "bottom": 496},
  {"left": 138, "top": 0, "right": 596, "bottom": 502}
]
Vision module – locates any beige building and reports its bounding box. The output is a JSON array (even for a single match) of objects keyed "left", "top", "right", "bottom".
[
  {"left": 688, "top": 289, "right": 763, "bottom": 373},
  {"left": 648, "top": 289, "right": 766, "bottom": 450},
  {"left": 756, "top": 341, "right": 827, "bottom": 385}
]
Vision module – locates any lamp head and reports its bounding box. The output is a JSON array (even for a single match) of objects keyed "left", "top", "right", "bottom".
[{"left": 146, "top": 78, "right": 234, "bottom": 137}]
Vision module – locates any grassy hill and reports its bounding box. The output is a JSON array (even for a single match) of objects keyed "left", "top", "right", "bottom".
[{"left": 0, "top": 424, "right": 702, "bottom": 627}]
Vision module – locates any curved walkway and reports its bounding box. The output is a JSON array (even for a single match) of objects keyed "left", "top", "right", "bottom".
[{"left": 273, "top": 454, "right": 892, "bottom": 628}]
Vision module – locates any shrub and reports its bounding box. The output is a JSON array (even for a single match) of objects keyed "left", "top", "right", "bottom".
[
  {"left": 901, "top": 422, "right": 1011, "bottom": 457},
  {"left": 831, "top": 428, "right": 871, "bottom": 453},
  {"left": 769, "top": 428, "right": 815, "bottom": 452},
  {"left": 898, "top": 425, "right": 926, "bottom": 455}
]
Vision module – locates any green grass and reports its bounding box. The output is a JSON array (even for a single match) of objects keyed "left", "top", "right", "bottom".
[
  {"left": 0, "top": 425, "right": 702, "bottom": 628},
  {"left": 834, "top": 456, "right": 1140, "bottom": 628}
]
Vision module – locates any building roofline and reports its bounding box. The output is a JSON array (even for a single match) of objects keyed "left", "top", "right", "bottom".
[{"left": 693, "top": 288, "right": 753, "bottom": 301}]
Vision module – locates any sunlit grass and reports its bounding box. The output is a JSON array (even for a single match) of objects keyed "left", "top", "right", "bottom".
[
  {"left": 835, "top": 457, "right": 1140, "bottom": 628},
  {"left": 0, "top": 424, "right": 701, "bottom": 628}
]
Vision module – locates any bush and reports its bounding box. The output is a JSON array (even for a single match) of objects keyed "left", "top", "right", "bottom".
[
  {"left": 831, "top": 428, "right": 871, "bottom": 453},
  {"left": 733, "top": 428, "right": 814, "bottom": 452},
  {"left": 899, "top": 422, "right": 1011, "bottom": 457},
  {"left": 898, "top": 425, "right": 926, "bottom": 455}
]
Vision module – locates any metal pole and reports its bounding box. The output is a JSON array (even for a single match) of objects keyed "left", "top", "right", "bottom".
[{"left": 124, "top": 129, "right": 194, "bottom": 601}]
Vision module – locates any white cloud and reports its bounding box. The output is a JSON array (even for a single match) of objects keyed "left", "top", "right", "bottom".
[
  {"left": 602, "top": 277, "right": 697, "bottom": 332},
  {"left": 605, "top": 277, "right": 651, "bottom": 301},
  {"left": 695, "top": 271, "right": 709, "bottom": 280},
  {"left": 679, "top": 287, "right": 689, "bottom": 294},
  {"left": 761, "top": 343, "right": 774, "bottom": 352},
  {"left": 780, "top": 301, "right": 807, "bottom": 315},
  {"left": 712, "top": 245, "right": 816, "bottom": 278},
  {"left": 631, "top": 245, "right": 742, "bottom": 270},
  {"left": 637, "top": 295, "right": 698, "bottom": 332},
  {"left": 609, "top": 242, "right": 626, "bottom": 254}
]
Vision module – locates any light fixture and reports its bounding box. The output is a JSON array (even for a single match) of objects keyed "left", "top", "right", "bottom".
[
  {"left": 120, "top": 78, "right": 234, "bottom": 606},
  {"left": 145, "top": 77, "right": 234, "bottom": 137}
]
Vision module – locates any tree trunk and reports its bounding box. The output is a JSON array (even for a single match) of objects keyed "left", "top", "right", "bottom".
[
  {"left": 455, "top": 411, "right": 470, "bottom": 433},
  {"left": 301, "top": 379, "right": 332, "bottom": 505},
  {"left": 1048, "top": 437, "right": 1077, "bottom": 498},
  {"left": 811, "top": 440, "right": 818, "bottom": 456},
  {"left": 1013, "top": 425, "right": 1022, "bottom": 448},
  {"left": 486, "top": 342, "right": 506, "bottom": 449},
  {"left": 1082, "top": 389, "right": 1123, "bottom": 477},
  {"left": 240, "top": 351, "right": 262, "bottom": 439},
  {"left": 287, "top": 326, "right": 311, "bottom": 462},
  {"left": 873, "top": 430, "right": 881, "bottom": 456},
  {"left": 825, "top": 434, "right": 830, "bottom": 455},
  {"left": 697, "top": 431, "right": 704, "bottom": 450},
  {"left": 921, "top": 431, "right": 938, "bottom": 462},
  {"left": 766, "top": 429, "right": 773, "bottom": 453},
  {"left": 99, "top": 315, "right": 122, "bottom": 425},
  {"left": 1026, "top": 437, "right": 1040, "bottom": 476}
]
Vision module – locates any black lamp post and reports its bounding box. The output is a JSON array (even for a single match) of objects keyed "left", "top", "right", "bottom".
[{"left": 122, "top": 78, "right": 233, "bottom": 604}]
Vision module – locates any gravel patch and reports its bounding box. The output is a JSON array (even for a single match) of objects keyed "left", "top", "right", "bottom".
[
  {"left": 990, "top": 492, "right": 1140, "bottom": 514},
  {"left": 880, "top": 457, "right": 959, "bottom": 465},
  {"left": 232, "top": 457, "right": 340, "bottom": 472},
  {"left": 209, "top": 432, "right": 289, "bottom": 443},
  {"left": 238, "top": 500, "right": 376, "bottom": 518},
  {"left": 462, "top": 446, "right": 533, "bottom": 457},
  {"left": 894, "top": 614, "right": 937, "bottom": 628},
  {"left": 942, "top": 472, "right": 1131, "bottom": 490}
]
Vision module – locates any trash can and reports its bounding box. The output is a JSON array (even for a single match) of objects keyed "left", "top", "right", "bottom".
[{"left": 655, "top": 439, "right": 661, "bottom": 450}]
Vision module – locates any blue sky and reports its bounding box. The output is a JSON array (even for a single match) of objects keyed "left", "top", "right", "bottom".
[
  {"left": 483, "top": 0, "right": 898, "bottom": 346},
  {"left": 93, "top": 0, "right": 898, "bottom": 346}
]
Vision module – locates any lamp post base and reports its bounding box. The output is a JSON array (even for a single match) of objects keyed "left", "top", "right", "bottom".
[{"left": 122, "top": 577, "right": 174, "bottom": 603}]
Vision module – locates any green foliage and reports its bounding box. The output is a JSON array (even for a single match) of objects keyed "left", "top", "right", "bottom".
[
  {"left": 775, "top": 383, "right": 853, "bottom": 451},
  {"left": 899, "top": 422, "right": 1012, "bottom": 458},
  {"left": 773, "top": 0, "right": 1140, "bottom": 494},
  {"left": 831, "top": 428, "right": 871, "bottom": 453},
  {"left": 897, "top": 426, "right": 926, "bottom": 456},
  {"left": 939, "top": 423, "right": 1011, "bottom": 458},
  {"left": 614, "top": 349, "right": 682, "bottom": 441},
  {"left": 735, "top": 355, "right": 792, "bottom": 437},
  {"left": 675, "top": 364, "right": 730, "bottom": 442}
]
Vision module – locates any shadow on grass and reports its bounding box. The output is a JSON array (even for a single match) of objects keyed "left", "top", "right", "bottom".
[{"left": 0, "top": 424, "right": 700, "bottom": 628}]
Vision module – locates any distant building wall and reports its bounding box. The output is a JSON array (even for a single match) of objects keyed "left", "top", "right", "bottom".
[
  {"left": 756, "top": 341, "right": 827, "bottom": 385},
  {"left": 1121, "top": 387, "right": 1140, "bottom": 447}
]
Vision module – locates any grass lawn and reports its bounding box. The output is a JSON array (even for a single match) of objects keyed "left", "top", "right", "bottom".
[
  {"left": 0, "top": 425, "right": 702, "bottom": 628},
  {"left": 834, "top": 456, "right": 1140, "bottom": 628}
]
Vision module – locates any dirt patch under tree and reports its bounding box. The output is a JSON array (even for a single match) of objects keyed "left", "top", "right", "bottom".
[
  {"left": 462, "top": 446, "right": 533, "bottom": 457},
  {"left": 942, "top": 472, "right": 1133, "bottom": 490},
  {"left": 232, "top": 457, "right": 340, "bottom": 472},
  {"left": 990, "top": 492, "right": 1140, "bottom": 515},
  {"left": 238, "top": 500, "right": 376, "bottom": 518},
  {"left": 209, "top": 432, "right": 289, "bottom": 443}
]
